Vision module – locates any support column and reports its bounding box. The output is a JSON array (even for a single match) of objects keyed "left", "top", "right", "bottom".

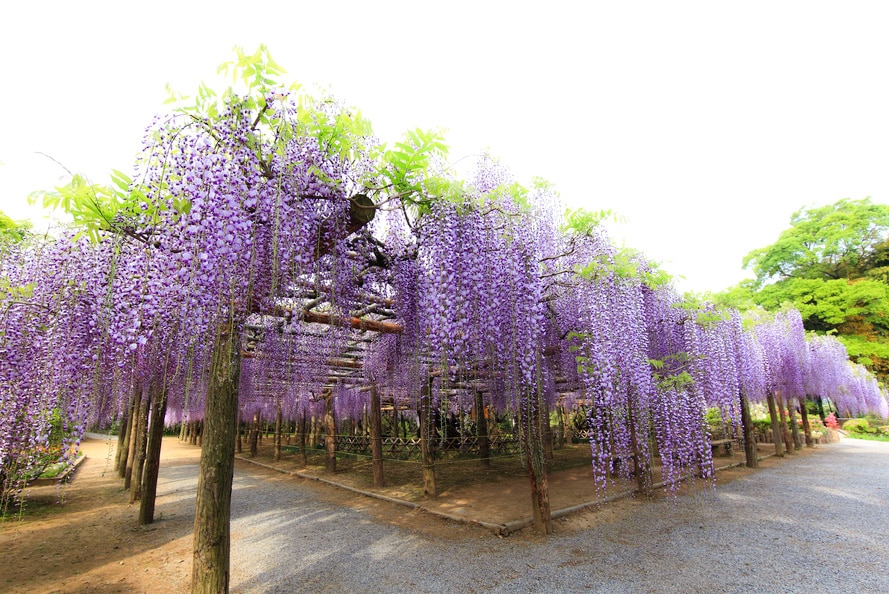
[
  {"left": 324, "top": 392, "right": 337, "bottom": 473},
  {"left": 298, "top": 414, "right": 308, "bottom": 465},
  {"left": 115, "top": 406, "right": 129, "bottom": 473},
  {"left": 139, "top": 380, "right": 169, "bottom": 525},
  {"left": 118, "top": 395, "right": 137, "bottom": 479},
  {"left": 420, "top": 378, "right": 436, "bottom": 497},
  {"left": 800, "top": 396, "right": 813, "bottom": 447},
  {"left": 739, "top": 389, "right": 758, "bottom": 468},
  {"left": 369, "top": 385, "right": 384, "bottom": 487},
  {"left": 474, "top": 391, "right": 490, "bottom": 467},
  {"left": 128, "top": 394, "right": 150, "bottom": 502},
  {"left": 766, "top": 390, "right": 785, "bottom": 457},
  {"left": 777, "top": 394, "right": 795, "bottom": 454},
  {"left": 788, "top": 401, "right": 802, "bottom": 450},
  {"left": 274, "top": 400, "right": 282, "bottom": 462}
]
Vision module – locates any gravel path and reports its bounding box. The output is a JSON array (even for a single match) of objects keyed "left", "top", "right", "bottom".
[{"left": 187, "top": 439, "right": 889, "bottom": 593}]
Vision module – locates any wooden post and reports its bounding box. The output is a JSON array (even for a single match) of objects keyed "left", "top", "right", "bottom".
[
  {"left": 128, "top": 395, "right": 150, "bottom": 502},
  {"left": 788, "top": 401, "right": 802, "bottom": 450},
  {"left": 248, "top": 409, "right": 259, "bottom": 457},
  {"left": 799, "top": 396, "right": 813, "bottom": 447},
  {"left": 118, "top": 395, "right": 137, "bottom": 479},
  {"left": 627, "top": 392, "right": 652, "bottom": 495},
  {"left": 324, "top": 392, "right": 337, "bottom": 473},
  {"left": 739, "top": 389, "right": 758, "bottom": 468},
  {"left": 114, "top": 406, "right": 129, "bottom": 473},
  {"left": 235, "top": 410, "right": 242, "bottom": 454},
  {"left": 521, "top": 382, "right": 552, "bottom": 535},
  {"left": 420, "top": 378, "right": 436, "bottom": 497},
  {"left": 541, "top": 400, "right": 554, "bottom": 462},
  {"left": 298, "top": 414, "right": 308, "bottom": 465},
  {"left": 369, "top": 385, "right": 384, "bottom": 487},
  {"left": 139, "top": 380, "right": 169, "bottom": 525},
  {"left": 777, "top": 394, "right": 795, "bottom": 454},
  {"left": 191, "top": 323, "right": 240, "bottom": 594},
  {"left": 766, "top": 390, "right": 785, "bottom": 457},
  {"left": 274, "top": 400, "right": 282, "bottom": 462},
  {"left": 474, "top": 391, "right": 490, "bottom": 467}
]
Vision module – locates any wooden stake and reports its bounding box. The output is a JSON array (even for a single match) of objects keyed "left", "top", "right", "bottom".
[
  {"left": 739, "top": 389, "right": 758, "bottom": 468},
  {"left": 799, "top": 396, "right": 813, "bottom": 447},
  {"left": 369, "top": 385, "right": 384, "bottom": 487},
  {"left": 139, "top": 380, "right": 168, "bottom": 525},
  {"left": 324, "top": 393, "right": 337, "bottom": 473},
  {"left": 420, "top": 378, "right": 436, "bottom": 497},
  {"left": 766, "top": 390, "right": 785, "bottom": 457}
]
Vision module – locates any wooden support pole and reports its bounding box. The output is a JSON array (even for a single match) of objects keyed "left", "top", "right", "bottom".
[
  {"left": 124, "top": 384, "right": 142, "bottom": 487},
  {"left": 115, "top": 406, "right": 129, "bottom": 473},
  {"left": 235, "top": 410, "right": 242, "bottom": 454},
  {"left": 129, "top": 394, "right": 150, "bottom": 502},
  {"left": 799, "top": 396, "right": 813, "bottom": 447},
  {"left": 298, "top": 414, "right": 308, "bottom": 465},
  {"left": 777, "top": 394, "right": 795, "bottom": 454},
  {"left": 542, "top": 400, "right": 554, "bottom": 462},
  {"left": 739, "top": 389, "right": 758, "bottom": 468},
  {"left": 324, "top": 393, "right": 337, "bottom": 473},
  {"left": 627, "top": 393, "right": 653, "bottom": 495},
  {"left": 139, "top": 380, "right": 168, "bottom": 525},
  {"left": 274, "top": 400, "right": 283, "bottom": 462},
  {"left": 420, "top": 378, "right": 436, "bottom": 497},
  {"left": 521, "top": 381, "right": 553, "bottom": 535},
  {"left": 248, "top": 409, "right": 259, "bottom": 457},
  {"left": 474, "top": 391, "right": 490, "bottom": 467},
  {"left": 766, "top": 390, "right": 785, "bottom": 457},
  {"left": 118, "top": 395, "right": 137, "bottom": 479},
  {"left": 369, "top": 385, "right": 384, "bottom": 487},
  {"left": 788, "top": 400, "right": 802, "bottom": 450}
]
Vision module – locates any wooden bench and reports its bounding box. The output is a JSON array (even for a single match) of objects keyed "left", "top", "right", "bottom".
[{"left": 710, "top": 439, "right": 733, "bottom": 457}]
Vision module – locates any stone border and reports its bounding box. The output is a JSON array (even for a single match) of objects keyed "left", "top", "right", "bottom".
[
  {"left": 30, "top": 453, "right": 87, "bottom": 487},
  {"left": 235, "top": 451, "right": 779, "bottom": 536}
]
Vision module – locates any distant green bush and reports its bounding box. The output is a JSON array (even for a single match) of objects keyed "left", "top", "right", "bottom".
[{"left": 842, "top": 418, "right": 872, "bottom": 434}]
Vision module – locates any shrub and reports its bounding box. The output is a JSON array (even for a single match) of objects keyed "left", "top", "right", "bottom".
[{"left": 842, "top": 418, "right": 870, "bottom": 434}]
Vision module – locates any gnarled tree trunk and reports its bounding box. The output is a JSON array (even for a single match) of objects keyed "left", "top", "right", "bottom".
[{"left": 192, "top": 323, "right": 241, "bottom": 594}]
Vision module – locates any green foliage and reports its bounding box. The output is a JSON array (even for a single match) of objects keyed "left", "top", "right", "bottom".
[
  {"left": 375, "top": 127, "right": 452, "bottom": 218},
  {"left": 743, "top": 197, "right": 889, "bottom": 285},
  {"left": 28, "top": 170, "right": 154, "bottom": 244},
  {"left": 0, "top": 211, "right": 31, "bottom": 243},
  {"left": 841, "top": 418, "right": 871, "bottom": 434},
  {"left": 843, "top": 431, "right": 889, "bottom": 442},
  {"left": 837, "top": 334, "right": 889, "bottom": 364},
  {"left": 561, "top": 207, "right": 613, "bottom": 236},
  {"left": 647, "top": 352, "right": 694, "bottom": 391},
  {"left": 573, "top": 247, "right": 672, "bottom": 289},
  {"left": 753, "top": 277, "right": 889, "bottom": 334},
  {"left": 728, "top": 197, "right": 889, "bottom": 385}
]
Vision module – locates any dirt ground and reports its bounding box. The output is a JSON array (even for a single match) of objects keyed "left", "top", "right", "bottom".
[{"left": 0, "top": 436, "right": 820, "bottom": 593}]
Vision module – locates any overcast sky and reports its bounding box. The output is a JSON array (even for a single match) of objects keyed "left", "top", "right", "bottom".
[{"left": 2, "top": 1, "right": 888, "bottom": 293}]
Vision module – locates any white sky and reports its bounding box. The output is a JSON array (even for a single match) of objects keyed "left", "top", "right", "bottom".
[{"left": 2, "top": 1, "right": 888, "bottom": 293}]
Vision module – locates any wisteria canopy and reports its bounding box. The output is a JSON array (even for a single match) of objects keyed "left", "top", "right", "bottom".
[{"left": 1, "top": 46, "right": 886, "bottom": 591}]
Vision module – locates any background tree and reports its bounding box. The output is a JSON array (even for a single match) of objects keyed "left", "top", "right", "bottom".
[
  {"left": 722, "top": 197, "right": 889, "bottom": 384},
  {"left": 743, "top": 198, "right": 889, "bottom": 283}
]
